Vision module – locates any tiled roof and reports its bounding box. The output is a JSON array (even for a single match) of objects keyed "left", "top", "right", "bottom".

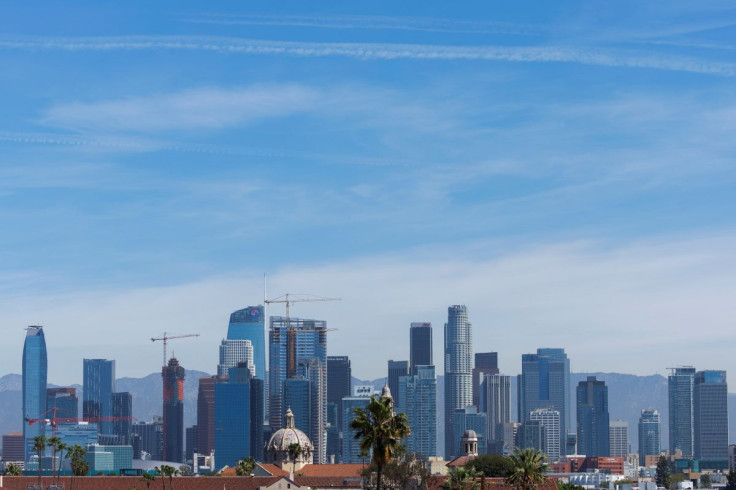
[
  {"left": 298, "top": 463, "right": 365, "bottom": 477},
  {"left": 295, "top": 475, "right": 363, "bottom": 488},
  {"left": 257, "top": 462, "right": 291, "bottom": 476},
  {"left": 0, "top": 475, "right": 295, "bottom": 490}
]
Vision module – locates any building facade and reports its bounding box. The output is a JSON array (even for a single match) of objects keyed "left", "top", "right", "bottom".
[
  {"left": 398, "top": 365, "right": 437, "bottom": 458},
  {"left": 669, "top": 367, "right": 696, "bottom": 456},
  {"left": 46, "top": 387, "right": 78, "bottom": 420},
  {"left": 196, "top": 376, "right": 219, "bottom": 456},
  {"left": 480, "top": 374, "right": 511, "bottom": 448},
  {"left": 388, "top": 360, "right": 409, "bottom": 410},
  {"left": 410, "top": 322, "right": 433, "bottom": 375},
  {"left": 638, "top": 409, "right": 661, "bottom": 466},
  {"left": 609, "top": 420, "right": 628, "bottom": 458},
  {"left": 472, "top": 352, "right": 499, "bottom": 408},
  {"left": 444, "top": 305, "right": 473, "bottom": 459},
  {"left": 227, "top": 306, "right": 266, "bottom": 385},
  {"left": 576, "top": 376, "right": 609, "bottom": 457},
  {"left": 529, "top": 408, "right": 561, "bottom": 460},
  {"left": 162, "top": 357, "right": 185, "bottom": 462},
  {"left": 326, "top": 355, "right": 351, "bottom": 462},
  {"left": 341, "top": 394, "right": 372, "bottom": 463},
  {"left": 694, "top": 370, "right": 728, "bottom": 460},
  {"left": 83, "top": 358, "right": 116, "bottom": 435},
  {"left": 218, "top": 339, "right": 255, "bottom": 378},
  {"left": 111, "top": 391, "right": 133, "bottom": 444},
  {"left": 22, "top": 326, "right": 48, "bottom": 463},
  {"left": 518, "top": 348, "right": 570, "bottom": 453},
  {"left": 451, "top": 406, "right": 487, "bottom": 458}
]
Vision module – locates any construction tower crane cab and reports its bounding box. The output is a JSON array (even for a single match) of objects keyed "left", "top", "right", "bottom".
[{"left": 151, "top": 332, "right": 200, "bottom": 367}]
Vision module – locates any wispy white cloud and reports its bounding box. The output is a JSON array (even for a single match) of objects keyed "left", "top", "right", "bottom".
[{"left": 0, "top": 36, "right": 733, "bottom": 76}]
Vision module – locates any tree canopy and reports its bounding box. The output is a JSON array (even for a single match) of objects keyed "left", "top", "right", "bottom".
[{"left": 466, "top": 454, "right": 515, "bottom": 477}]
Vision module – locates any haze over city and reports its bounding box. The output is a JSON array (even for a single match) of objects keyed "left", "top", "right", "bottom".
[{"left": 1, "top": 1, "right": 735, "bottom": 385}]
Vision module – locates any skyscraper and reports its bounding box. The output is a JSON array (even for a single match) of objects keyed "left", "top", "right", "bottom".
[
  {"left": 268, "top": 316, "right": 328, "bottom": 463},
  {"left": 163, "top": 357, "right": 185, "bottom": 463},
  {"left": 518, "top": 348, "right": 570, "bottom": 453},
  {"left": 669, "top": 366, "right": 695, "bottom": 456},
  {"left": 227, "top": 306, "right": 266, "bottom": 383},
  {"left": 22, "top": 326, "right": 48, "bottom": 463},
  {"left": 388, "top": 360, "right": 409, "bottom": 409},
  {"left": 479, "top": 374, "right": 511, "bottom": 449},
  {"left": 576, "top": 376, "right": 609, "bottom": 457},
  {"left": 112, "top": 392, "right": 133, "bottom": 444},
  {"left": 609, "top": 420, "right": 628, "bottom": 458},
  {"left": 472, "top": 352, "right": 499, "bottom": 408},
  {"left": 444, "top": 305, "right": 473, "bottom": 459},
  {"left": 327, "top": 356, "right": 351, "bottom": 462},
  {"left": 451, "top": 406, "right": 487, "bottom": 458},
  {"left": 83, "top": 358, "right": 116, "bottom": 435},
  {"left": 694, "top": 370, "right": 728, "bottom": 460},
  {"left": 398, "top": 365, "right": 437, "bottom": 458},
  {"left": 196, "top": 376, "right": 219, "bottom": 457},
  {"left": 341, "top": 389, "right": 373, "bottom": 464},
  {"left": 638, "top": 409, "right": 661, "bottom": 466},
  {"left": 529, "top": 408, "right": 561, "bottom": 460},
  {"left": 217, "top": 339, "right": 255, "bottom": 378},
  {"left": 410, "top": 322, "right": 432, "bottom": 375},
  {"left": 46, "top": 387, "right": 78, "bottom": 419}
]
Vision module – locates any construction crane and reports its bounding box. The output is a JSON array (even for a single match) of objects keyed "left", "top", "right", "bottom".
[
  {"left": 25, "top": 407, "right": 136, "bottom": 436},
  {"left": 151, "top": 332, "right": 200, "bottom": 367},
  {"left": 264, "top": 293, "right": 341, "bottom": 318}
]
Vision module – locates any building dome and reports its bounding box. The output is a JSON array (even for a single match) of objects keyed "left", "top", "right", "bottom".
[
  {"left": 265, "top": 408, "right": 314, "bottom": 469},
  {"left": 462, "top": 430, "right": 477, "bottom": 440}
]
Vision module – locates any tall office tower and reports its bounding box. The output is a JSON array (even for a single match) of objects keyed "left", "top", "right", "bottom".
[
  {"left": 83, "top": 358, "right": 116, "bottom": 435},
  {"left": 22, "top": 326, "right": 48, "bottom": 463},
  {"left": 132, "top": 418, "right": 163, "bottom": 460},
  {"left": 410, "top": 322, "right": 433, "bottom": 375},
  {"left": 518, "top": 348, "right": 570, "bottom": 453},
  {"left": 609, "top": 420, "right": 629, "bottom": 458},
  {"left": 2, "top": 433, "right": 25, "bottom": 463},
  {"left": 196, "top": 376, "right": 219, "bottom": 456},
  {"left": 529, "top": 408, "right": 561, "bottom": 460},
  {"left": 341, "top": 388, "right": 373, "bottom": 463},
  {"left": 480, "top": 374, "right": 511, "bottom": 449},
  {"left": 388, "top": 360, "right": 409, "bottom": 409},
  {"left": 694, "top": 370, "right": 728, "bottom": 460},
  {"left": 112, "top": 392, "right": 133, "bottom": 444},
  {"left": 227, "top": 306, "right": 265, "bottom": 382},
  {"left": 444, "top": 305, "right": 473, "bottom": 459},
  {"left": 218, "top": 339, "right": 255, "bottom": 378},
  {"left": 472, "top": 352, "right": 499, "bottom": 408},
  {"left": 398, "top": 365, "right": 437, "bottom": 458},
  {"left": 46, "top": 387, "right": 78, "bottom": 419},
  {"left": 185, "top": 426, "right": 197, "bottom": 463},
  {"left": 451, "top": 407, "right": 487, "bottom": 458},
  {"left": 268, "top": 316, "right": 327, "bottom": 429},
  {"left": 214, "top": 363, "right": 264, "bottom": 467},
  {"left": 163, "top": 357, "right": 185, "bottom": 462},
  {"left": 327, "top": 356, "right": 351, "bottom": 462},
  {"left": 269, "top": 316, "right": 328, "bottom": 463},
  {"left": 516, "top": 420, "right": 546, "bottom": 453},
  {"left": 576, "top": 376, "right": 609, "bottom": 457},
  {"left": 638, "top": 409, "right": 661, "bottom": 466},
  {"left": 668, "top": 366, "right": 696, "bottom": 456},
  {"left": 250, "top": 377, "right": 265, "bottom": 462}
]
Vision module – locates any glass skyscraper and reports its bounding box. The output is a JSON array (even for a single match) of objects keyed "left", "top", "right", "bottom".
[
  {"left": 638, "top": 409, "right": 661, "bottom": 466},
  {"left": 83, "top": 358, "right": 116, "bottom": 435},
  {"left": 227, "top": 306, "right": 265, "bottom": 382},
  {"left": 576, "top": 376, "right": 609, "bottom": 457},
  {"left": 410, "top": 322, "right": 432, "bottom": 375},
  {"left": 518, "top": 348, "right": 570, "bottom": 453},
  {"left": 387, "top": 360, "right": 409, "bottom": 409},
  {"left": 668, "top": 366, "right": 695, "bottom": 456},
  {"left": 162, "top": 357, "right": 185, "bottom": 463},
  {"left": 398, "top": 365, "right": 437, "bottom": 459},
  {"left": 480, "top": 374, "right": 511, "bottom": 451},
  {"left": 444, "top": 305, "right": 473, "bottom": 459},
  {"left": 23, "top": 326, "right": 48, "bottom": 463},
  {"left": 694, "top": 370, "right": 728, "bottom": 460}
]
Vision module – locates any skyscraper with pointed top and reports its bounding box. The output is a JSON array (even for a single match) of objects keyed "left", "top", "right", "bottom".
[
  {"left": 22, "top": 326, "right": 47, "bottom": 463},
  {"left": 444, "top": 305, "right": 473, "bottom": 459}
]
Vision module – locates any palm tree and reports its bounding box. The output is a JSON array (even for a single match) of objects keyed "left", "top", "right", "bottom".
[
  {"left": 160, "top": 464, "right": 179, "bottom": 489},
  {"left": 141, "top": 472, "right": 156, "bottom": 489},
  {"left": 350, "top": 394, "right": 411, "bottom": 490},
  {"left": 32, "top": 434, "right": 47, "bottom": 487},
  {"left": 506, "top": 449, "right": 547, "bottom": 490},
  {"left": 4, "top": 462, "right": 23, "bottom": 476},
  {"left": 287, "top": 442, "right": 302, "bottom": 476},
  {"left": 154, "top": 466, "right": 166, "bottom": 490},
  {"left": 68, "top": 444, "right": 88, "bottom": 490},
  {"left": 445, "top": 467, "right": 482, "bottom": 490},
  {"left": 236, "top": 456, "right": 256, "bottom": 476},
  {"left": 47, "top": 435, "right": 61, "bottom": 482},
  {"left": 55, "top": 441, "right": 68, "bottom": 485}
]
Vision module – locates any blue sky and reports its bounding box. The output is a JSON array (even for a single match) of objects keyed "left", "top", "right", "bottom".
[{"left": 1, "top": 1, "right": 735, "bottom": 384}]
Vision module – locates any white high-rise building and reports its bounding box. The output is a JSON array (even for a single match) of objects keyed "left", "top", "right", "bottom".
[
  {"left": 529, "top": 407, "right": 561, "bottom": 460},
  {"left": 444, "top": 305, "right": 473, "bottom": 459},
  {"left": 610, "top": 420, "right": 629, "bottom": 458},
  {"left": 217, "top": 339, "right": 255, "bottom": 377}
]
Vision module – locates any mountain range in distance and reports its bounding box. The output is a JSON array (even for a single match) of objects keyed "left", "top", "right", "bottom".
[{"left": 1, "top": 371, "right": 733, "bottom": 454}]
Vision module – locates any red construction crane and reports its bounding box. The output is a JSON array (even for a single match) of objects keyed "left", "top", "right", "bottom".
[{"left": 150, "top": 332, "right": 200, "bottom": 366}]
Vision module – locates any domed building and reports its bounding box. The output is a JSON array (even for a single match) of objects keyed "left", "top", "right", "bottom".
[{"left": 265, "top": 408, "right": 314, "bottom": 472}]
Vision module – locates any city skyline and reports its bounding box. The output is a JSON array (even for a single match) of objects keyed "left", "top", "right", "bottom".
[{"left": 1, "top": 2, "right": 735, "bottom": 384}]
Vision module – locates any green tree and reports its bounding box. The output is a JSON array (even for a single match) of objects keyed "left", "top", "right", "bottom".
[
  {"left": 506, "top": 448, "right": 547, "bottom": 490},
  {"left": 444, "top": 467, "right": 481, "bottom": 490},
  {"left": 32, "top": 434, "right": 47, "bottom": 487},
  {"left": 656, "top": 456, "right": 671, "bottom": 489},
  {"left": 670, "top": 473, "right": 686, "bottom": 490},
  {"left": 350, "top": 395, "right": 411, "bottom": 490},
  {"left": 154, "top": 466, "right": 166, "bottom": 490},
  {"left": 160, "top": 464, "right": 179, "bottom": 489},
  {"left": 141, "top": 472, "right": 155, "bottom": 489},
  {"left": 3, "top": 462, "right": 23, "bottom": 476},
  {"left": 466, "top": 454, "right": 515, "bottom": 477},
  {"left": 69, "top": 444, "right": 89, "bottom": 490},
  {"left": 726, "top": 469, "right": 736, "bottom": 490},
  {"left": 236, "top": 456, "right": 256, "bottom": 476},
  {"left": 556, "top": 482, "right": 584, "bottom": 490},
  {"left": 361, "top": 449, "right": 430, "bottom": 490},
  {"left": 700, "top": 474, "right": 712, "bottom": 489}
]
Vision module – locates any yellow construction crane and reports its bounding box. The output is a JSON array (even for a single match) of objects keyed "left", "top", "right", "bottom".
[
  {"left": 264, "top": 293, "right": 341, "bottom": 318},
  {"left": 151, "top": 332, "right": 200, "bottom": 367}
]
